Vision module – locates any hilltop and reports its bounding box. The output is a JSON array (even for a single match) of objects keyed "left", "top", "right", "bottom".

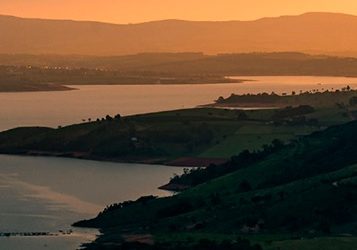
[{"left": 1, "top": 13, "right": 357, "bottom": 56}]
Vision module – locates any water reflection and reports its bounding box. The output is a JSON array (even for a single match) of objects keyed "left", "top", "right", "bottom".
[{"left": 0, "top": 155, "right": 183, "bottom": 249}]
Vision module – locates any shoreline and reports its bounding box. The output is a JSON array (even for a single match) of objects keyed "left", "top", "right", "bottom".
[
  {"left": 0, "top": 152, "right": 226, "bottom": 192},
  {"left": 0, "top": 85, "right": 77, "bottom": 93},
  {"left": 200, "top": 102, "right": 285, "bottom": 109},
  {"left": 0, "top": 151, "right": 227, "bottom": 168},
  {"left": 0, "top": 78, "right": 241, "bottom": 93}
]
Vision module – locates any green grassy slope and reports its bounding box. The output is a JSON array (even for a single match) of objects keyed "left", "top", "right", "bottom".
[
  {"left": 0, "top": 105, "right": 351, "bottom": 165},
  {"left": 74, "top": 121, "right": 357, "bottom": 249}
]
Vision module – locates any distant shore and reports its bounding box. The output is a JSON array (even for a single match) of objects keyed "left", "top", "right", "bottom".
[
  {"left": 0, "top": 83, "right": 76, "bottom": 93},
  {"left": 0, "top": 79, "right": 239, "bottom": 93}
]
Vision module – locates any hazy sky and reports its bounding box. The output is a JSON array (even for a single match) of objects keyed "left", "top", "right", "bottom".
[{"left": 1, "top": 0, "right": 357, "bottom": 23}]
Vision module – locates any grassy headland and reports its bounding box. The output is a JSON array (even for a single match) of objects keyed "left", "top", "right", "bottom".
[
  {"left": 0, "top": 104, "right": 353, "bottom": 167},
  {"left": 73, "top": 119, "right": 357, "bottom": 250},
  {"left": 0, "top": 89, "right": 356, "bottom": 167}
]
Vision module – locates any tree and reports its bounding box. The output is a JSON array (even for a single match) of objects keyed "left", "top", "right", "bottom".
[
  {"left": 105, "top": 115, "right": 113, "bottom": 121},
  {"left": 216, "top": 96, "right": 225, "bottom": 103},
  {"left": 114, "top": 114, "right": 122, "bottom": 120}
]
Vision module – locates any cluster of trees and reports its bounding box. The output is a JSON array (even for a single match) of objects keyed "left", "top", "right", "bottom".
[
  {"left": 216, "top": 87, "right": 357, "bottom": 108},
  {"left": 262, "top": 124, "right": 357, "bottom": 188},
  {"left": 167, "top": 117, "right": 357, "bottom": 193},
  {"left": 168, "top": 139, "right": 285, "bottom": 188},
  {"left": 216, "top": 92, "right": 280, "bottom": 104},
  {"left": 80, "top": 114, "right": 123, "bottom": 123},
  {"left": 99, "top": 196, "right": 158, "bottom": 215},
  {"left": 93, "top": 114, "right": 122, "bottom": 122}
]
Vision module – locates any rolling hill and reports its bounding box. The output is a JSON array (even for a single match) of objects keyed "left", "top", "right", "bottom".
[
  {"left": 74, "top": 120, "right": 357, "bottom": 250},
  {"left": 0, "top": 99, "right": 353, "bottom": 166},
  {"left": 1, "top": 12, "right": 357, "bottom": 56}
]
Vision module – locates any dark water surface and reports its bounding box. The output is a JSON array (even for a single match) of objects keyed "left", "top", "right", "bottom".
[{"left": 0, "top": 155, "right": 183, "bottom": 249}]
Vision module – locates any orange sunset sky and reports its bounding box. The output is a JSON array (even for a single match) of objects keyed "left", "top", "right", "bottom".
[{"left": 1, "top": 0, "right": 357, "bottom": 23}]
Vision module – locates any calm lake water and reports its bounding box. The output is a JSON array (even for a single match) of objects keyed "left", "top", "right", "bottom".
[
  {"left": 1, "top": 76, "right": 357, "bottom": 131},
  {"left": 0, "top": 155, "right": 183, "bottom": 250}
]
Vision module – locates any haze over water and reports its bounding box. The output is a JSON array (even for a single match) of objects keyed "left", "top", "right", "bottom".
[{"left": 1, "top": 76, "right": 357, "bottom": 131}]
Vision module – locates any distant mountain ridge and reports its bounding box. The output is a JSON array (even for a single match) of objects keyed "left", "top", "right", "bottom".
[{"left": 1, "top": 12, "right": 357, "bottom": 56}]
